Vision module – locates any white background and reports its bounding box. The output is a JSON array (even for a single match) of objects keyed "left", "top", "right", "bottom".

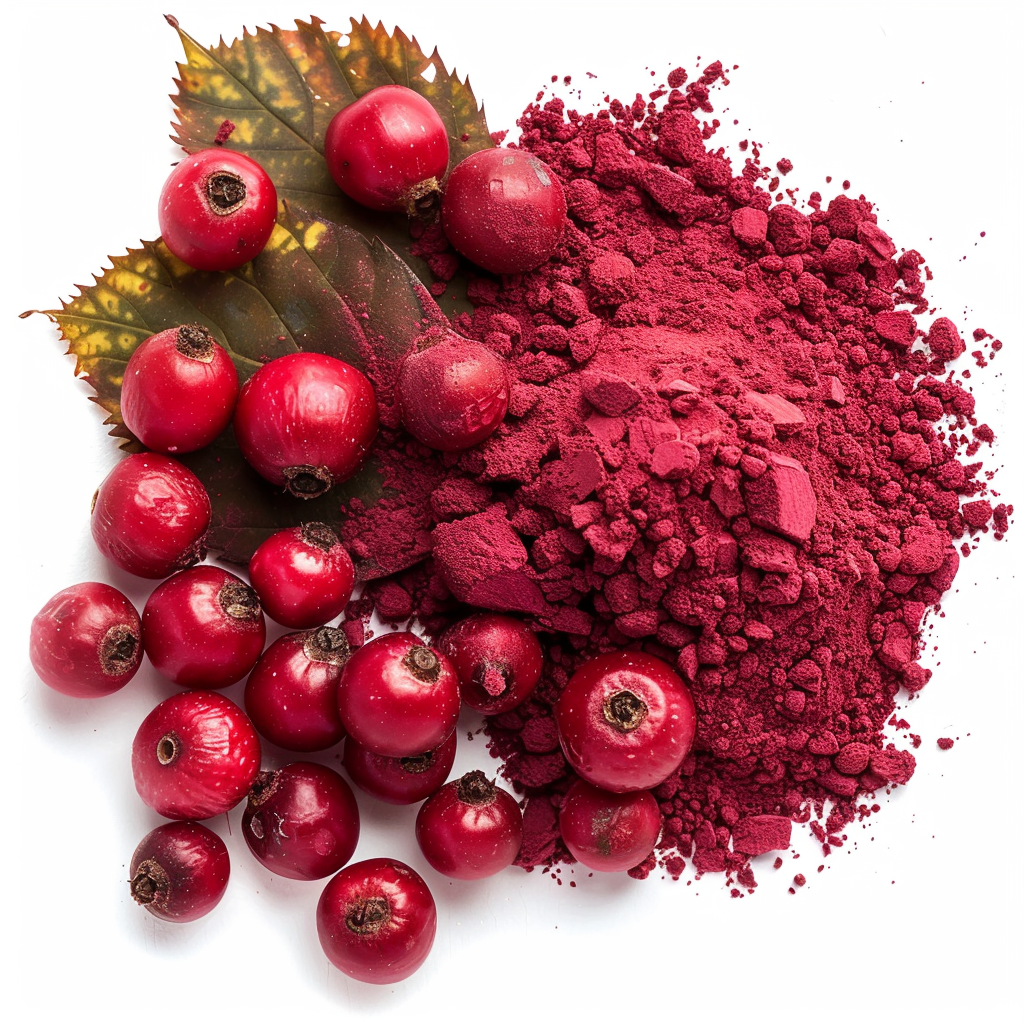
[{"left": 3, "top": 2, "right": 1021, "bottom": 1020}]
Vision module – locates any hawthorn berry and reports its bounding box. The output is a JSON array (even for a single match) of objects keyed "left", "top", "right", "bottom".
[
  {"left": 233, "top": 352, "right": 378, "bottom": 499},
  {"left": 242, "top": 762, "right": 360, "bottom": 881},
  {"left": 129, "top": 821, "right": 230, "bottom": 922},
  {"left": 554, "top": 650, "right": 697, "bottom": 792},
  {"left": 90, "top": 453, "right": 211, "bottom": 579},
  {"left": 325, "top": 84, "right": 449, "bottom": 216},
  {"left": 558, "top": 779, "right": 662, "bottom": 872},
  {"left": 396, "top": 331, "right": 510, "bottom": 451},
  {"left": 438, "top": 612, "right": 542, "bottom": 713},
  {"left": 441, "top": 149, "right": 566, "bottom": 273},
  {"left": 336, "top": 632, "right": 460, "bottom": 758},
  {"left": 248, "top": 522, "right": 354, "bottom": 628},
  {"left": 29, "top": 582, "right": 142, "bottom": 698},
  {"left": 158, "top": 148, "right": 278, "bottom": 272},
  {"left": 132, "top": 690, "right": 261, "bottom": 820},
  {"left": 120, "top": 323, "right": 239, "bottom": 453},
  {"left": 342, "top": 730, "right": 457, "bottom": 806},
  {"left": 415, "top": 771, "right": 523, "bottom": 880},
  {"left": 244, "top": 627, "right": 349, "bottom": 751},
  {"left": 317, "top": 858, "right": 436, "bottom": 984},
  {"left": 142, "top": 566, "right": 266, "bottom": 689}
]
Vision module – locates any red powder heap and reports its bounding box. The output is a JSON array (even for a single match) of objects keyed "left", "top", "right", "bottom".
[{"left": 344, "top": 62, "right": 1010, "bottom": 887}]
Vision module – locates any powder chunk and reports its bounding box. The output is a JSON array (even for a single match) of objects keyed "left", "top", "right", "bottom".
[
  {"left": 588, "top": 252, "right": 637, "bottom": 305},
  {"left": 742, "top": 453, "right": 817, "bottom": 543},
  {"left": 962, "top": 500, "right": 993, "bottom": 529},
  {"left": 767, "top": 205, "right": 812, "bottom": 255},
  {"left": 432, "top": 508, "right": 547, "bottom": 614},
  {"left": 731, "top": 207, "right": 768, "bottom": 247},
  {"left": 745, "top": 391, "right": 806, "bottom": 432},
  {"left": 655, "top": 106, "right": 706, "bottom": 165},
  {"left": 927, "top": 317, "right": 965, "bottom": 363},
  {"left": 899, "top": 525, "right": 947, "bottom": 575},
  {"left": 874, "top": 311, "right": 917, "bottom": 348},
  {"left": 820, "top": 238, "right": 866, "bottom": 273},
  {"left": 732, "top": 816, "right": 792, "bottom": 855},
  {"left": 738, "top": 529, "right": 799, "bottom": 573},
  {"left": 581, "top": 371, "right": 643, "bottom": 415},
  {"left": 651, "top": 439, "right": 700, "bottom": 480}
]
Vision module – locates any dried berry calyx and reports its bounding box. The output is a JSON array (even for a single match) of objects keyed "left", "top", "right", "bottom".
[
  {"left": 404, "top": 646, "right": 441, "bottom": 683},
  {"left": 346, "top": 896, "right": 391, "bottom": 935},
  {"left": 99, "top": 625, "right": 141, "bottom": 676},
  {"left": 219, "top": 581, "right": 261, "bottom": 621},
  {"left": 283, "top": 465, "right": 333, "bottom": 499},
  {"left": 455, "top": 770, "right": 496, "bottom": 806},
  {"left": 130, "top": 860, "right": 170, "bottom": 908},
  {"left": 301, "top": 521, "right": 341, "bottom": 551},
  {"left": 602, "top": 690, "right": 648, "bottom": 733},
  {"left": 304, "top": 626, "right": 351, "bottom": 666},
  {"left": 206, "top": 171, "right": 246, "bottom": 213},
  {"left": 174, "top": 323, "right": 217, "bottom": 361}
]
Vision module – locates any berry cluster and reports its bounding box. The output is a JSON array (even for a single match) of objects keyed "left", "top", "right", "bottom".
[{"left": 29, "top": 83, "right": 693, "bottom": 985}]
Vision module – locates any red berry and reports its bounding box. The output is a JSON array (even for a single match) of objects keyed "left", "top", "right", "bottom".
[
  {"left": 29, "top": 582, "right": 143, "bottom": 698},
  {"left": 242, "top": 762, "right": 360, "bottom": 881},
  {"left": 414, "top": 771, "right": 523, "bottom": 880},
  {"left": 342, "top": 730, "right": 457, "bottom": 806},
  {"left": 325, "top": 85, "right": 449, "bottom": 216},
  {"left": 248, "top": 522, "right": 355, "bottom": 628},
  {"left": 336, "top": 632, "right": 460, "bottom": 758},
  {"left": 244, "top": 627, "right": 349, "bottom": 751},
  {"left": 143, "top": 566, "right": 266, "bottom": 689},
  {"left": 558, "top": 779, "right": 662, "bottom": 872},
  {"left": 158, "top": 148, "right": 277, "bottom": 272},
  {"left": 438, "top": 613, "right": 542, "bottom": 713},
  {"left": 120, "top": 324, "right": 239, "bottom": 454},
  {"left": 91, "top": 453, "right": 211, "bottom": 578},
  {"left": 396, "top": 331, "right": 510, "bottom": 451},
  {"left": 441, "top": 149, "right": 566, "bottom": 273},
  {"left": 132, "top": 690, "right": 261, "bottom": 819},
  {"left": 317, "top": 858, "right": 436, "bottom": 984},
  {"left": 129, "top": 821, "right": 230, "bottom": 922},
  {"left": 233, "top": 352, "right": 378, "bottom": 499},
  {"left": 554, "top": 651, "right": 697, "bottom": 793}
]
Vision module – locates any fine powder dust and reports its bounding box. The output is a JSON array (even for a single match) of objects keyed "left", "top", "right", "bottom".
[{"left": 342, "top": 62, "right": 1010, "bottom": 888}]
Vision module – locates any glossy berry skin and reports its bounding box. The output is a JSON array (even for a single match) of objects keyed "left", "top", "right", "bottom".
[
  {"left": 559, "top": 780, "right": 662, "bottom": 872},
  {"left": 325, "top": 85, "right": 449, "bottom": 216},
  {"left": 317, "top": 858, "right": 436, "bottom": 984},
  {"left": 143, "top": 566, "right": 266, "bottom": 689},
  {"left": 438, "top": 613, "right": 542, "bottom": 713},
  {"left": 337, "top": 632, "right": 460, "bottom": 758},
  {"left": 248, "top": 522, "right": 355, "bottom": 628},
  {"left": 415, "top": 771, "right": 523, "bottom": 880},
  {"left": 242, "top": 762, "right": 360, "bottom": 881},
  {"left": 91, "top": 453, "right": 211, "bottom": 578},
  {"left": 342, "top": 730, "right": 457, "bottom": 806},
  {"left": 244, "top": 627, "right": 349, "bottom": 751},
  {"left": 129, "top": 821, "right": 230, "bottom": 922},
  {"left": 233, "top": 353, "right": 379, "bottom": 499},
  {"left": 132, "top": 690, "right": 261, "bottom": 819},
  {"left": 158, "top": 148, "right": 277, "bottom": 272},
  {"left": 396, "top": 331, "right": 510, "bottom": 451},
  {"left": 442, "top": 149, "right": 566, "bottom": 274},
  {"left": 29, "top": 583, "right": 143, "bottom": 698},
  {"left": 554, "top": 651, "right": 697, "bottom": 793},
  {"left": 121, "top": 324, "right": 239, "bottom": 454}
]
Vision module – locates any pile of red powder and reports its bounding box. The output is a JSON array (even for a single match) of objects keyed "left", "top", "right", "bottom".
[{"left": 340, "top": 62, "right": 1010, "bottom": 888}]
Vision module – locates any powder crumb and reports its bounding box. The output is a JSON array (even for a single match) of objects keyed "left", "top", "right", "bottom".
[{"left": 937, "top": 737, "right": 955, "bottom": 750}]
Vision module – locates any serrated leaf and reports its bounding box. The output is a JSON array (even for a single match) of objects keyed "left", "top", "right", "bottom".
[
  {"left": 169, "top": 15, "right": 493, "bottom": 318},
  {"left": 34, "top": 203, "right": 447, "bottom": 578}
]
